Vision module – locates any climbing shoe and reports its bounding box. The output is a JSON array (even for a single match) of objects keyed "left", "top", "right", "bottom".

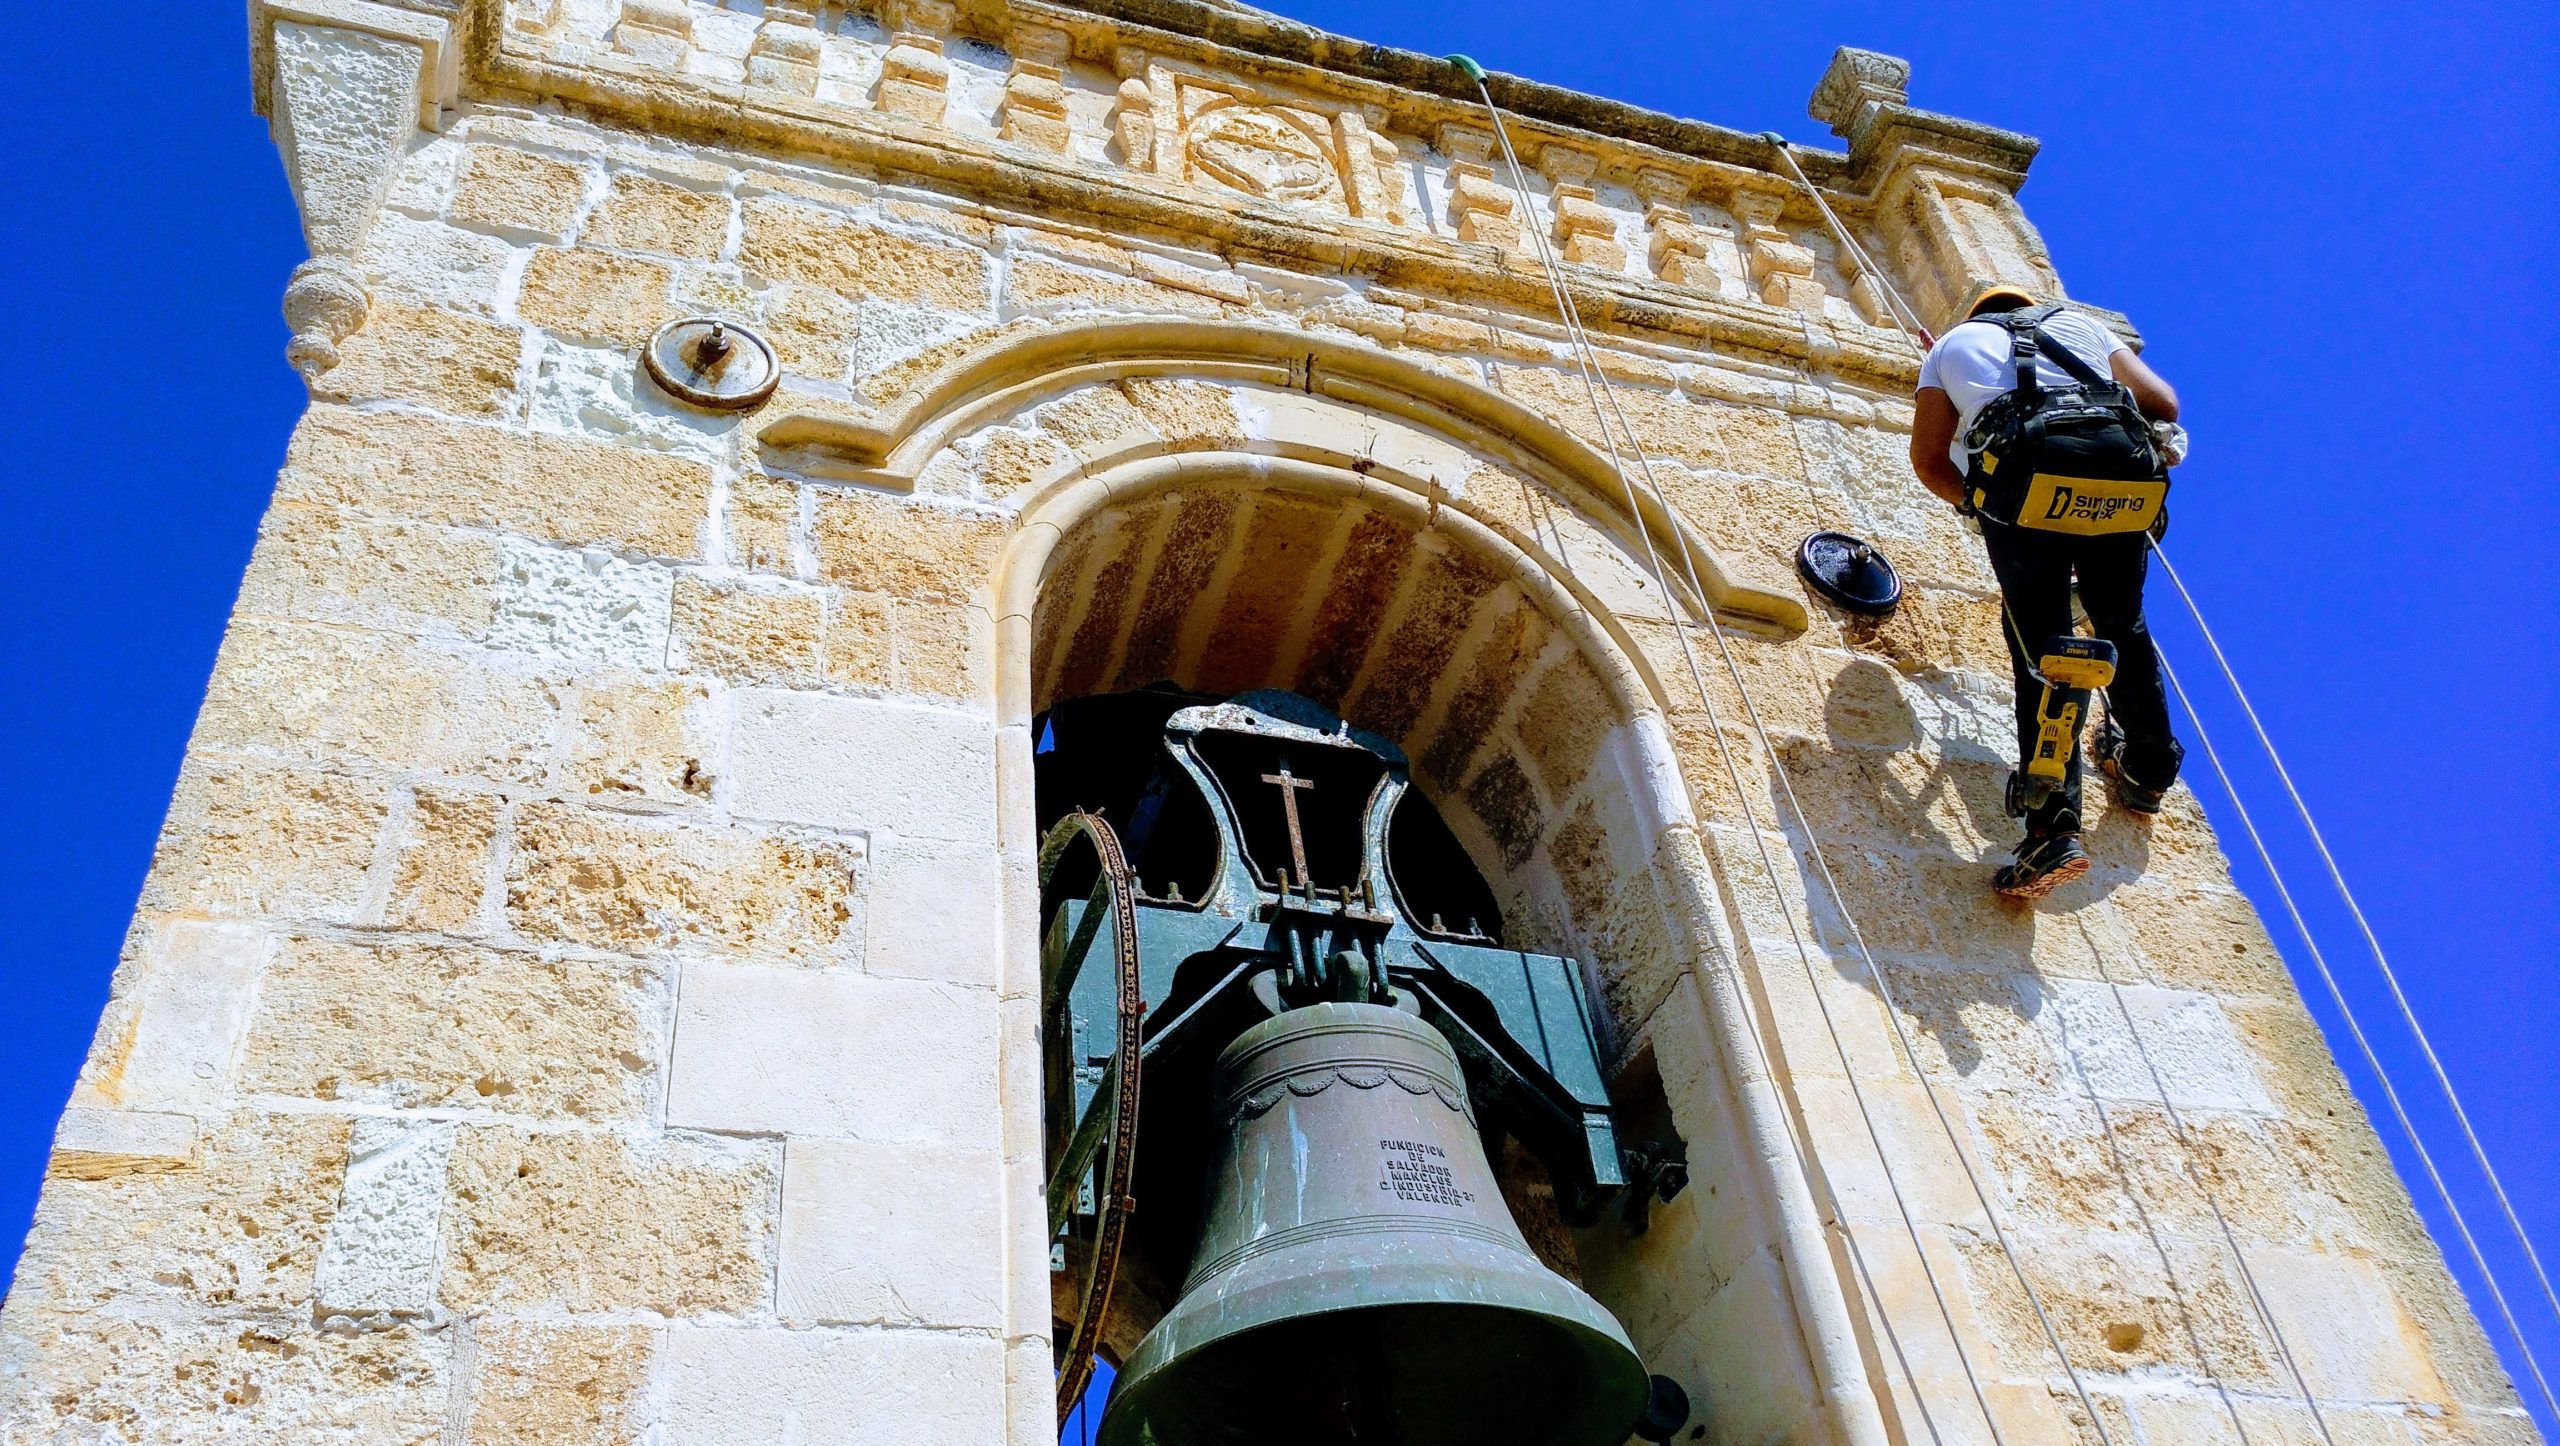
[
  {"left": 1993, "top": 829, "right": 2090, "bottom": 898},
  {"left": 2090, "top": 713, "right": 2178, "bottom": 816}
]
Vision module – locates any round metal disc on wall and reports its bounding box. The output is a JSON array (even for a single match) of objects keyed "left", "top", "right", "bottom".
[
  {"left": 1797, "top": 531, "right": 1903, "bottom": 615},
  {"left": 643, "top": 317, "right": 780, "bottom": 411}
]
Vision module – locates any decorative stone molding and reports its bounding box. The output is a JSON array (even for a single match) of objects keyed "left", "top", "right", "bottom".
[
  {"left": 1874, "top": 164, "right": 2064, "bottom": 330},
  {"left": 1537, "top": 143, "right": 1623, "bottom": 270},
  {"left": 260, "top": 6, "right": 452, "bottom": 380},
  {"left": 880, "top": 0, "right": 958, "bottom": 124},
  {"left": 747, "top": 1, "right": 827, "bottom": 96},
  {"left": 1000, "top": 24, "right": 1074, "bottom": 152},
  {"left": 612, "top": 0, "right": 693, "bottom": 69},
  {"left": 250, "top": 0, "right": 457, "bottom": 131},
  {"left": 1829, "top": 240, "right": 1895, "bottom": 328},
  {"left": 1726, "top": 180, "right": 1823, "bottom": 313},
  {"left": 1805, "top": 46, "right": 1910, "bottom": 141},
  {"left": 1634, "top": 167, "right": 1711, "bottom": 288},
  {"left": 1360, "top": 120, "right": 1409, "bottom": 226},
  {"left": 281, "top": 256, "right": 373, "bottom": 377},
  {"left": 508, "top": 0, "right": 563, "bottom": 38},
  {"left": 1437, "top": 123, "right": 1518, "bottom": 249}
]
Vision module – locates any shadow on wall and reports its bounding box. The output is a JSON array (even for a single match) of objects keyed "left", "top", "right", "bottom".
[{"left": 1757, "top": 655, "right": 2157, "bottom": 1078}]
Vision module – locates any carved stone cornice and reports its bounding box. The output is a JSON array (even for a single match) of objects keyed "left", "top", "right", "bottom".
[
  {"left": 445, "top": 3, "right": 1929, "bottom": 386},
  {"left": 473, "top": 31, "right": 1917, "bottom": 390}
]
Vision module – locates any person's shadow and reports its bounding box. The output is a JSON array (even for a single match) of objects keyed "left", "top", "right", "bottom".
[{"left": 1763, "top": 655, "right": 2146, "bottom": 1077}]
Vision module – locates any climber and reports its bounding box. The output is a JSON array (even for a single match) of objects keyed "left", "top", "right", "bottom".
[{"left": 1908, "top": 285, "right": 2187, "bottom": 897}]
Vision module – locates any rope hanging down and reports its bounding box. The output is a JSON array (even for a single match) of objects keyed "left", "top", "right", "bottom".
[
  {"left": 1755, "top": 127, "right": 2447, "bottom": 1446},
  {"left": 1453, "top": 60, "right": 1978, "bottom": 1446},
  {"left": 2149, "top": 544, "right": 2560, "bottom": 1348},
  {"left": 2150, "top": 589, "right": 2560, "bottom": 1424},
  {"left": 1459, "top": 62, "right": 2112, "bottom": 1446},
  {"left": 1445, "top": 59, "right": 1965, "bottom": 1446}
]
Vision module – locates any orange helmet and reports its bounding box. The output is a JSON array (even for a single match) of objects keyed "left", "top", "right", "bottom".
[{"left": 1965, "top": 284, "right": 2040, "bottom": 317}]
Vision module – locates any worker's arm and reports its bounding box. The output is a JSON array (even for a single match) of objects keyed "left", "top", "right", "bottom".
[
  {"left": 1908, "top": 387, "right": 1968, "bottom": 507},
  {"left": 2111, "top": 349, "right": 2179, "bottom": 422}
]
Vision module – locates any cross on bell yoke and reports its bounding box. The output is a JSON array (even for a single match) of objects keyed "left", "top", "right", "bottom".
[{"left": 1039, "top": 690, "right": 1692, "bottom": 1446}]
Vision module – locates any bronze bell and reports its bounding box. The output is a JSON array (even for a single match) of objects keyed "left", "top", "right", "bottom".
[{"left": 1099, "top": 1003, "right": 1651, "bottom": 1446}]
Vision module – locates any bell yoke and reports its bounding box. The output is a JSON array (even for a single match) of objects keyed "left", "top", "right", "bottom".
[{"left": 1040, "top": 691, "right": 1692, "bottom": 1446}]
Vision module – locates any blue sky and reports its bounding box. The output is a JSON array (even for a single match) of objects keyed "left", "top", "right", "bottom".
[{"left": 5, "top": 1, "right": 2555, "bottom": 1433}]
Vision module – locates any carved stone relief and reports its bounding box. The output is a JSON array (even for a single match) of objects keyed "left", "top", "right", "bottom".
[
  {"left": 1727, "top": 182, "right": 1825, "bottom": 314},
  {"left": 1186, "top": 101, "right": 1344, "bottom": 207}
]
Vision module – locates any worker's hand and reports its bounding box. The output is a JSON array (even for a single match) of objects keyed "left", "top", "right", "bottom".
[{"left": 2152, "top": 421, "right": 2190, "bottom": 467}]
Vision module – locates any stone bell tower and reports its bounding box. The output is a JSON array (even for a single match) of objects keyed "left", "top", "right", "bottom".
[{"left": 0, "top": 2, "right": 2530, "bottom": 1444}]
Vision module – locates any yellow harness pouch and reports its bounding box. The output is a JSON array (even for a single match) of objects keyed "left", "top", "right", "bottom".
[{"left": 2013, "top": 473, "right": 2170, "bottom": 536}]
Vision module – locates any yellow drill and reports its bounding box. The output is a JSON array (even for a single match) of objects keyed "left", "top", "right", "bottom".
[{"left": 2026, "top": 635, "right": 2117, "bottom": 789}]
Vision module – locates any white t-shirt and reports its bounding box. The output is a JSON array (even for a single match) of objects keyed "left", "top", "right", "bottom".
[{"left": 1916, "top": 307, "right": 2131, "bottom": 470}]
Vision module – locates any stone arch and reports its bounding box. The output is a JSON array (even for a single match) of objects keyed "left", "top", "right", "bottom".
[
  {"left": 759, "top": 316, "right": 1810, "bottom": 638},
  {"left": 1008, "top": 454, "right": 1659, "bottom": 978},
  {"left": 920, "top": 348, "right": 1888, "bottom": 1446}
]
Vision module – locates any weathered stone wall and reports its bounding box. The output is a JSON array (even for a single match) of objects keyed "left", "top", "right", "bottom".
[{"left": 0, "top": 3, "right": 2528, "bottom": 1445}]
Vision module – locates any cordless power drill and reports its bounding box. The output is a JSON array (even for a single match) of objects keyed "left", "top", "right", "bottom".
[{"left": 2009, "top": 635, "right": 2117, "bottom": 816}]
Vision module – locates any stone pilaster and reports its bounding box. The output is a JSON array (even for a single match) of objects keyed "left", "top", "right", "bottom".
[
  {"left": 880, "top": 0, "right": 958, "bottom": 125},
  {"left": 999, "top": 24, "right": 1074, "bottom": 153},
  {"left": 1437, "top": 123, "right": 1518, "bottom": 250},
  {"left": 1813, "top": 47, "right": 2056, "bottom": 328}
]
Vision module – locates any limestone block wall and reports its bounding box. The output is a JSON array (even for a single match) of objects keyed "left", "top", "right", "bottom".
[{"left": 0, "top": 3, "right": 2529, "bottom": 1445}]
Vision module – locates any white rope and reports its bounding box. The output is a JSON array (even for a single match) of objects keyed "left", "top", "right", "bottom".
[
  {"left": 1466, "top": 77, "right": 2118, "bottom": 1446},
  {"left": 1554, "top": 137, "right": 2119, "bottom": 1446},
  {"left": 1980, "top": 590, "right": 2340, "bottom": 1446},
  {"left": 1758, "top": 138, "right": 2371, "bottom": 1442},
  {"left": 2151, "top": 580, "right": 2560, "bottom": 1423},
  {"left": 2149, "top": 544, "right": 2560, "bottom": 1341},
  {"left": 1456, "top": 79, "right": 1968, "bottom": 1446},
  {"left": 1767, "top": 141, "right": 1934, "bottom": 348},
  {"left": 2050, "top": 1006, "right": 2261, "bottom": 1446}
]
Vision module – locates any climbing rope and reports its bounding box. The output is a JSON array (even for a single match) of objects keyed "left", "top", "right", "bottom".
[
  {"left": 2150, "top": 543, "right": 2560, "bottom": 1345},
  {"left": 2153, "top": 607, "right": 2560, "bottom": 1424},
  {"left": 1765, "top": 139, "right": 1934, "bottom": 349},
  {"left": 1757, "top": 130, "right": 2415, "bottom": 1443},
  {"left": 1463, "top": 66, "right": 2112, "bottom": 1446}
]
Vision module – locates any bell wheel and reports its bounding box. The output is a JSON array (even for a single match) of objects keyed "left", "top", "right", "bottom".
[{"left": 1040, "top": 812, "right": 1145, "bottom": 1425}]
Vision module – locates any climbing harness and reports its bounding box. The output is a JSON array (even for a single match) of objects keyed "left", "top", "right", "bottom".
[{"left": 1961, "top": 305, "right": 2170, "bottom": 537}]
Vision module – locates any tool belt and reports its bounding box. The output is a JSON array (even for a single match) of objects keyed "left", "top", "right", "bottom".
[{"left": 1963, "top": 305, "right": 2169, "bottom": 537}]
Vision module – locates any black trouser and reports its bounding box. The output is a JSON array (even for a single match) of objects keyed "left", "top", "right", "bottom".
[{"left": 1979, "top": 522, "right": 2183, "bottom": 832}]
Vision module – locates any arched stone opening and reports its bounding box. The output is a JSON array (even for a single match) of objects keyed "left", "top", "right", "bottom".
[
  {"left": 922, "top": 352, "right": 1885, "bottom": 1446},
  {"left": 996, "top": 440, "right": 1841, "bottom": 1438}
]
